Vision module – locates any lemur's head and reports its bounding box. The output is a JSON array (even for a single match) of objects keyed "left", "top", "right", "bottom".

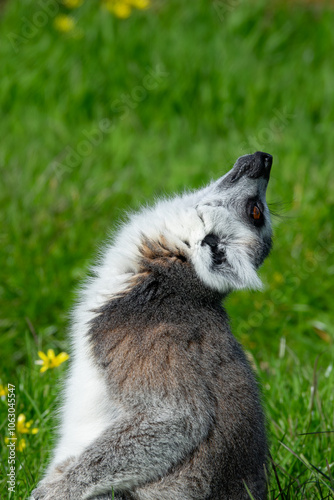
[
  {"left": 189, "top": 150, "right": 273, "bottom": 293},
  {"left": 107, "top": 151, "right": 273, "bottom": 297}
]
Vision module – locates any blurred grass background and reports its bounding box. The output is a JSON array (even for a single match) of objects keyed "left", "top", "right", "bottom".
[{"left": 0, "top": 0, "right": 333, "bottom": 498}]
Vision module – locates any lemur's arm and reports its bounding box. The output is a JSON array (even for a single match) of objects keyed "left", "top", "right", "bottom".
[{"left": 31, "top": 410, "right": 212, "bottom": 500}]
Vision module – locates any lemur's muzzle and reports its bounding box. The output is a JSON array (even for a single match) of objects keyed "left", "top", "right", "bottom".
[
  {"left": 230, "top": 151, "right": 272, "bottom": 182},
  {"left": 218, "top": 151, "right": 273, "bottom": 188}
]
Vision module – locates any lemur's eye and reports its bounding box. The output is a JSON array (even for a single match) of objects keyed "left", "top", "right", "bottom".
[
  {"left": 248, "top": 201, "right": 264, "bottom": 227},
  {"left": 252, "top": 205, "right": 261, "bottom": 220}
]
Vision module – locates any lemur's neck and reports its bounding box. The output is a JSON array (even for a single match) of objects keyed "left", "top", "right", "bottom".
[
  {"left": 87, "top": 238, "right": 229, "bottom": 376},
  {"left": 137, "top": 236, "right": 224, "bottom": 306}
]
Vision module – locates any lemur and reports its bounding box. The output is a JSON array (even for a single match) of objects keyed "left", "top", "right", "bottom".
[{"left": 31, "top": 151, "right": 273, "bottom": 500}]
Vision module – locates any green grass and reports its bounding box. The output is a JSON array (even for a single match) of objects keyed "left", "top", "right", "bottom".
[{"left": 0, "top": 0, "right": 333, "bottom": 498}]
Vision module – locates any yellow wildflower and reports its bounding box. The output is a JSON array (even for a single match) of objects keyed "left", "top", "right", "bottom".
[
  {"left": 62, "top": 0, "right": 83, "bottom": 7},
  {"left": 0, "top": 384, "right": 8, "bottom": 398},
  {"left": 36, "top": 349, "right": 69, "bottom": 373},
  {"left": 5, "top": 414, "right": 38, "bottom": 452},
  {"left": 54, "top": 15, "right": 76, "bottom": 32},
  {"left": 17, "top": 438, "right": 26, "bottom": 452},
  {"left": 17, "top": 414, "right": 39, "bottom": 435},
  {"left": 104, "top": 1, "right": 131, "bottom": 18},
  {"left": 128, "top": 0, "right": 150, "bottom": 9},
  {"left": 5, "top": 436, "right": 26, "bottom": 452},
  {"left": 113, "top": 2, "right": 132, "bottom": 18},
  {"left": 103, "top": 0, "right": 150, "bottom": 17}
]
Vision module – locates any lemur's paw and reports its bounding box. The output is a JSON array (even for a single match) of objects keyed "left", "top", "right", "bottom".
[
  {"left": 30, "top": 479, "right": 69, "bottom": 500},
  {"left": 30, "top": 457, "right": 77, "bottom": 499}
]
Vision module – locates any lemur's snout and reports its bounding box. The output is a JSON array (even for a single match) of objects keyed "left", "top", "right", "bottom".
[{"left": 230, "top": 151, "right": 272, "bottom": 182}]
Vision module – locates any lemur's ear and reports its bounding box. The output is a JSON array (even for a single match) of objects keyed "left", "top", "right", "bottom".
[{"left": 201, "top": 233, "right": 227, "bottom": 266}]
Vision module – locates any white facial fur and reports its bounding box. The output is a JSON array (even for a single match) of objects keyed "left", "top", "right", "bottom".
[{"left": 191, "top": 175, "right": 272, "bottom": 292}]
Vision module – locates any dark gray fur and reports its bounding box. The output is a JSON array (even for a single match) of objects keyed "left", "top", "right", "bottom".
[{"left": 33, "top": 256, "right": 268, "bottom": 500}]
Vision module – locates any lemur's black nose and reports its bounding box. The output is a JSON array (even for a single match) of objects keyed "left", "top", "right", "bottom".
[
  {"left": 230, "top": 151, "right": 273, "bottom": 182},
  {"left": 252, "top": 151, "right": 272, "bottom": 179}
]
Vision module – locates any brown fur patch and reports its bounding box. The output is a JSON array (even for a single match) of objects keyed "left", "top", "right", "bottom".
[{"left": 139, "top": 235, "right": 188, "bottom": 267}]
